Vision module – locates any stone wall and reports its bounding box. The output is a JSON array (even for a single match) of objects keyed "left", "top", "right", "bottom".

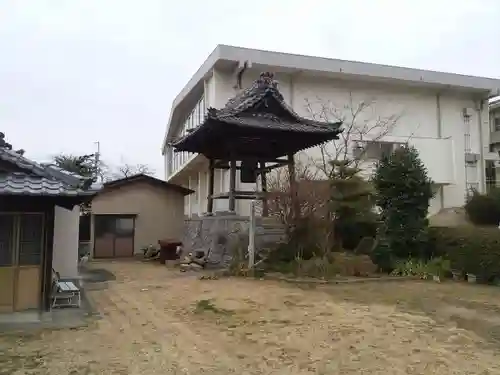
[{"left": 182, "top": 212, "right": 286, "bottom": 269}]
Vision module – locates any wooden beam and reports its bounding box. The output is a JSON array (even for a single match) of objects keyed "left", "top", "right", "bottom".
[
  {"left": 41, "top": 206, "right": 55, "bottom": 311},
  {"left": 260, "top": 161, "right": 269, "bottom": 217},
  {"left": 262, "top": 161, "right": 289, "bottom": 172},
  {"left": 229, "top": 157, "right": 236, "bottom": 212},
  {"left": 207, "top": 159, "right": 215, "bottom": 213},
  {"left": 211, "top": 191, "right": 266, "bottom": 200},
  {"left": 213, "top": 158, "right": 288, "bottom": 169}
]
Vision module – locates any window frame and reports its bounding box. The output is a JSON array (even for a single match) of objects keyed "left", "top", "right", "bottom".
[{"left": 494, "top": 116, "right": 500, "bottom": 131}]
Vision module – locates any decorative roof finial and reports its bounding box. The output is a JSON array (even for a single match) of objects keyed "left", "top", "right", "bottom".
[
  {"left": 257, "top": 72, "right": 278, "bottom": 89},
  {"left": 0, "top": 132, "right": 13, "bottom": 150}
]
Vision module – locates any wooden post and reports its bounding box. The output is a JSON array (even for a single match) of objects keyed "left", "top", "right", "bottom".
[
  {"left": 207, "top": 159, "right": 215, "bottom": 213},
  {"left": 248, "top": 199, "right": 256, "bottom": 275},
  {"left": 229, "top": 157, "right": 237, "bottom": 212},
  {"left": 42, "top": 205, "right": 55, "bottom": 311},
  {"left": 260, "top": 161, "right": 269, "bottom": 217},
  {"left": 287, "top": 153, "right": 298, "bottom": 221}
]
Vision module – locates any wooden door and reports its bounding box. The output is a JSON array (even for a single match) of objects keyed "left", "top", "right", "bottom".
[
  {"left": 0, "top": 215, "right": 15, "bottom": 312},
  {"left": 0, "top": 213, "right": 43, "bottom": 313},
  {"left": 113, "top": 217, "right": 135, "bottom": 257},
  {"left": 15, "top": 214, "right": 43, "bottom": 311},
  {"left": 94, "top": 215, "right": 135, "bottom": 258}
]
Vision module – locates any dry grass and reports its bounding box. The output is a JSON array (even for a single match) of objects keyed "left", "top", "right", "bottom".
[{"left": 2, "top": 261, "right": 500, "bottom": 374}]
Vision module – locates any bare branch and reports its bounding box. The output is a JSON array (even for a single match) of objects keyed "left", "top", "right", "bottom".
[
  {"left": 263, "top": 162, "right": 329, "bottom": 223},
  {"left": 109, "top": 163, "right": 156, "bottom": 180},
  {"left": 304, "top": 93, "right": 401, "bottom": 176}
]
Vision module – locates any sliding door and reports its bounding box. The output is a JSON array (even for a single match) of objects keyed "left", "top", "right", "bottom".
[{"left": 0, "top": 213, "right": 44, "bottom": 313}]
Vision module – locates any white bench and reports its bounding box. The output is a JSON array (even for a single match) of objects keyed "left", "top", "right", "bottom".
[{"left": 51, "top": 270, "right": 81, "bottom": 308}]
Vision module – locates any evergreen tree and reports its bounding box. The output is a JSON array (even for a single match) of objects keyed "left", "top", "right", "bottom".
[
  {"left": 53, "top": 154, "right": 97, "bottom": 180},
  {"left": 372, "top": 145, "right": 433, "bottom": 264},
  {"left": 329, "top": 160, "right": 376, "bottom": 250}
]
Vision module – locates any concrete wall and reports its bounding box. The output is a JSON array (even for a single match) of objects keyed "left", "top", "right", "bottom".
[
  {"left": 52, "top": 205, "right": 80, "bottom": 279},
  {"left": 91, "top": 182, "right": 186, "bottom": 255},
  {"left": 166, "top": 67, "right": 492, "bottom": 217}
]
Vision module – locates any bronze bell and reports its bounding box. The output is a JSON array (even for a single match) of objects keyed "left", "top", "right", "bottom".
[{"left": 240, "top": 161, "right": 258, "bottom": 183}]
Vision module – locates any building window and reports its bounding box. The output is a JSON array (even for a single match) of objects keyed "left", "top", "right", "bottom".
[
  {"left": 362, "top": 141, "right": 405, "bottom": 160},
  {"left": 495, "top": 117, "right": 500, "bottom": 131},
  {"left": 194, "top": 106, "right": 199, "bottom": 128},
  {"left": 169, "top": 95, "right": 207, "bottom": 176}
]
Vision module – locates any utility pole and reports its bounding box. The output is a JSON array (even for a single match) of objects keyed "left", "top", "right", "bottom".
[{"left": 94, "top": 141, "right": 101, "bottom": 182}]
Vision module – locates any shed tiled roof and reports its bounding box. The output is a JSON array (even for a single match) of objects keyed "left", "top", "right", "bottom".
[{"left": 0, "top": 145, "right": 99, "bottom": 196}]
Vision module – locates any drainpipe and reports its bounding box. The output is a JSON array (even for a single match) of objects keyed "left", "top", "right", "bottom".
[
  {"left": 234, "top": 60, "right": 251, "bottom": 91},
  {"left": 476, "top": 99, "right": 486, "bottom": 193},
  {"left": 436, "top": 94, "right": 443, "bottom": 138},
  {"left": 436, "top": 93, "right": 444, "bottom": 210}
]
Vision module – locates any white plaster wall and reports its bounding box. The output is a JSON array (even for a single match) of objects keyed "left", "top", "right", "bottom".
[
  {"left": 52, "top": 205, "right": 80, "bottom": 279},
  {"left": 167, "top": 67, "right": 488, "bottom": 217}
]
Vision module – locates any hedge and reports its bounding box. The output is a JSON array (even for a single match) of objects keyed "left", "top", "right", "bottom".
[
  {"left": 464, "top": 191, "right": 500, "bottom": 226},
  {"left": 429, "top": 226, "right": 500, "bottom": 282}
]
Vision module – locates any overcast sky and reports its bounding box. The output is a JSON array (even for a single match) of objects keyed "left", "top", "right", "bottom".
[{"left": 1, "top": 0, "right": 499, "bottom": 177}]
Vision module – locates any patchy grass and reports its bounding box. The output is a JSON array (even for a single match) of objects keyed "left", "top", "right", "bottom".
[
  {"left": 0, "top": 333, "right": 52, "bottom": 375},
  {"left": 193, "top": 299, "right": 234, "bottom": 315},
  {"left": 1, "top": 261, "right": 500, "bottom": 374},
  {"left": 317, "top": 280, "right": 500, "bottom": 346}
]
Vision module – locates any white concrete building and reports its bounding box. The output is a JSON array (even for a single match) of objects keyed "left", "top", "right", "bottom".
[
  {"left": 489, "top": 99, "right": 500, "bottom": 153},
  {"left": 486, "top": 98, "right": 500, "bottom": 189},
  {"left": 163, "top": 45, "right": 500, "bottom": 217}
]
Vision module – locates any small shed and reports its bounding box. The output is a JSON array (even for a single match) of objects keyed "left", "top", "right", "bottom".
[
  {"left": 0, "top": 133, "right": 97, "bottom": 313},
  {"left": 90, "top": 174, "right": 193, "bottom": 258}
]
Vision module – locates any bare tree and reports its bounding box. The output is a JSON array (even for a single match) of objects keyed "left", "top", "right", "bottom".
[
  {"left": 304, "top": 93, "right": 401, "bottom": 178},
  {"left": 265, "top": 162, "right": 329, "bottom": 223},
  {"left": 112, "top": 163, "right": 155, "bottom": 179}
]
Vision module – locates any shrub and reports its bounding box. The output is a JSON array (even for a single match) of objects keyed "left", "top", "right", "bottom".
[
  {"left": 336, "top": 219, "right": 379, "bottom": 250},
  {"left": 372, "top": 145, "right": 434, "bottom": 260},
  {"left": 465, "top": 189, "right": 500, "bottom": 226},
  {"left": 391, "top": 258, "right": 429, "bottom": 278},
  {"left": 330, "top": 252, "right": 378, "bottom": 277},
  {"left": 267, "top": 216, "right": 327, "bottom": 264},
  {"left": 329, "top": 160, "right": 377, "bottom": 249},
  {"left": 429, "top": 226, "right": 500, "bottom": 282},
  {"left": 390, "top": 257, "right": 450, "bottom": 278},
  {"left": 290, "top": 252, "right": 377, "bottom": 278},
  {"left": 293, "top": 255, "right": 339, "bottom": 279}
]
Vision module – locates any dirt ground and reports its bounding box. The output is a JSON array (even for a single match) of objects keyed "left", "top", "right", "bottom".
[{"left": 2, "top": 261, "right": 500, "bottom": 375}]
